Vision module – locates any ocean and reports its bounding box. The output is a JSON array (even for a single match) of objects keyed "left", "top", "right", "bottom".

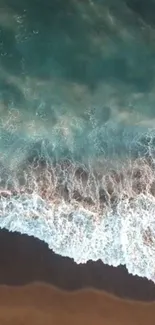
[{"left": 0, "top": 0, "right": 155, "bottom": 284}]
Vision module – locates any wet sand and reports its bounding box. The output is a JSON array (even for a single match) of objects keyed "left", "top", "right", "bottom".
[
  {"left": 0, "top": 283, "right": 155, "bottom": 325},
  {"left": 0, "top": 220, "right": 155, "bottom": 325},
  {"left": 0, "top": 229, "right": 155, "bottom": 302}
]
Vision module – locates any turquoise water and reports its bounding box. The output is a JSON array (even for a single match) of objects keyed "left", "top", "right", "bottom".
[
  {"left": 0, "top": 0, "right": 155, "bottom": 166},
  {"left": 0, "top": 0, "right": 155, "bottom": 282}
]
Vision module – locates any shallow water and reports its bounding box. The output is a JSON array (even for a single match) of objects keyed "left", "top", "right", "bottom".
[{"left": 0, "top": 0, "right": 155, "bottom": 282}]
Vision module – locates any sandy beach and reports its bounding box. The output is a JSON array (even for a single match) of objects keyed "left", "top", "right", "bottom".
[
  {"left": 0, "top": 229, "right": 155, "bottom": 301},
  {"left": 0, "top": 283, "right": 155, "bottom": 325},
  {"left": 0, "top": 230, "right": 155, "bottom": 324},
  {"left": 0, "top": 229, "right": 154, "bottom": 323}
]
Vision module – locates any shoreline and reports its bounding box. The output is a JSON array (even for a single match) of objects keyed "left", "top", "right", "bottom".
[{"left": 0, "top": 229, "right": 155, "bottom": 302}]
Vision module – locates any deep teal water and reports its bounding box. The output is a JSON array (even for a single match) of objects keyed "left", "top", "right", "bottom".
[{"left": 0, "top": 1, "right": 155, "bottom": 168}]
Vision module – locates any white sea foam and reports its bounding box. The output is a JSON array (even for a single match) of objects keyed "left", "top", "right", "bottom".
[
  {"left": 0, "top": 106, "right": 155, "bottom": 282},
  {"left": 0, "top": 190, "right": 155, "bottom": 283}
]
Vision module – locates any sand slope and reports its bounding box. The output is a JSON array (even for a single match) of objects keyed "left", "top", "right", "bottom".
[{"left": 0, "top": 283, "right": 154, "bottom": 325}]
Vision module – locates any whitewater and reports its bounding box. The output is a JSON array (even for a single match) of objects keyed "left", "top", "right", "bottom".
[{"left": 0, "top": 115, "right": 155, "bottom": 283}]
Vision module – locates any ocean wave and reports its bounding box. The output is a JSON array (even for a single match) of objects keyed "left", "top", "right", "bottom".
[{"left": 0, "top": 141, "right": 155, "bottom": 283}]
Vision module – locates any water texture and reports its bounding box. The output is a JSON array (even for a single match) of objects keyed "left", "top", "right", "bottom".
[{"left": 0, "top": 0, "right": 155, "bottom": 282}]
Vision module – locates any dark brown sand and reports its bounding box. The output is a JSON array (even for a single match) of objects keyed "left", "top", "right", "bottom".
[
  {"left": 0, "top": 229, "right": 155, "bottom": 301},
  {"left": 0, "top": 230, "right": 155, "bottom": 324}
]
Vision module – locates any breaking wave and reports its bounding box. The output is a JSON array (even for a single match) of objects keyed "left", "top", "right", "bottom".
[{"left": 0, "top": 118, "right": 155, "bottom": 283}]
